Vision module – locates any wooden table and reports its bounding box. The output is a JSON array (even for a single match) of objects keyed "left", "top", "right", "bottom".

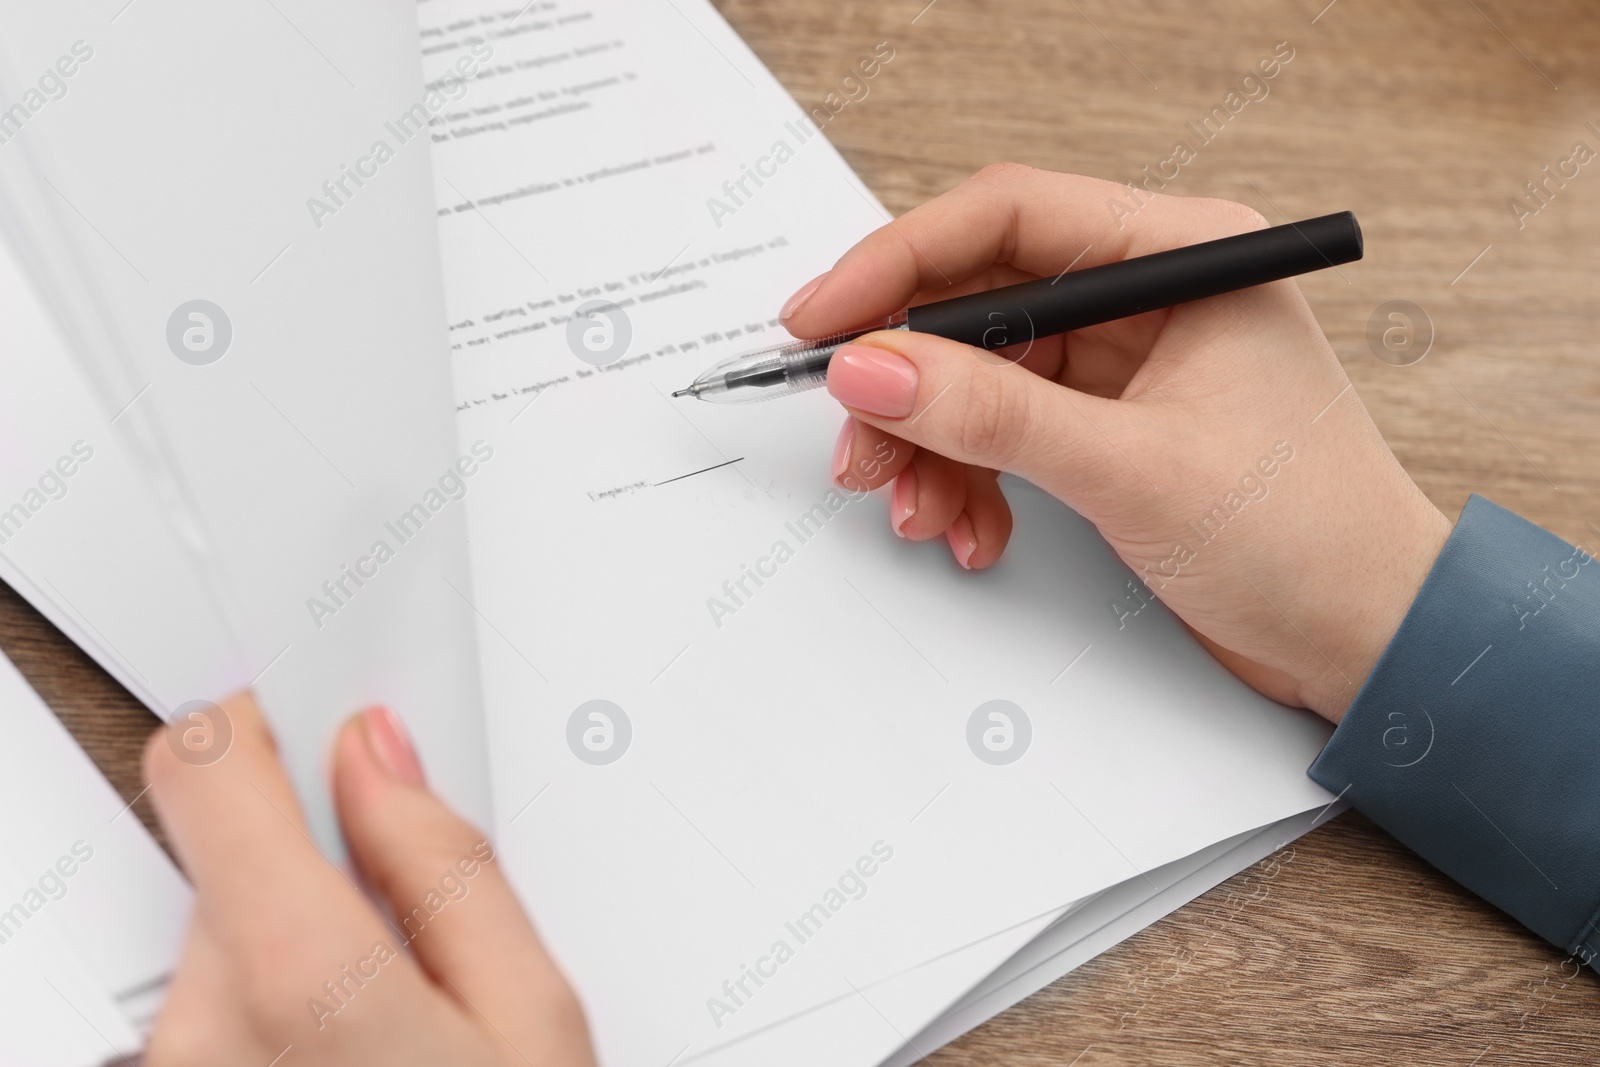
[{"left": 5, "top": 0, "right": 1598, "bottom": 1061}]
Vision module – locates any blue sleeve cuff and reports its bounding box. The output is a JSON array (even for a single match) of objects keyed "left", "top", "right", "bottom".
[{"left": 1309, "top": 494, "right": 1600, "bottom": 967}]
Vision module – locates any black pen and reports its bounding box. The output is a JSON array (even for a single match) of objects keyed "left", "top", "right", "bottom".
[{"left": 671, "top": 211, "right": 1362, "bottom": 403}]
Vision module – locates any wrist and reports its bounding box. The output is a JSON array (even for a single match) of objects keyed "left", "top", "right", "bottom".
[{"left": 1304, "top": 490, "right": 1453, "bottom": 724}]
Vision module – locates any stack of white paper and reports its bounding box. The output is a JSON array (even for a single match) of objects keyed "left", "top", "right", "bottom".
[
  {"left": 0, "top": 647, "right": 190, "bottom": 1065},
  {"left": 0, "top": 0, "right": 1338, "bottom": 1061}
]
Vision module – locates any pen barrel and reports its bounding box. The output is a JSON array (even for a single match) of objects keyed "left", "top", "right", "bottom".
[
  {"left": 708, "top": 342, "right": 836, "bottom": 401},
  {"left": 905, "top": 211, "right": 1363, "bottom": 350}
]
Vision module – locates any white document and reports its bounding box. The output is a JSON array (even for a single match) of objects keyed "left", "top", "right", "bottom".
[
  {"left": 882, "top": 804, "right": 1342, "bottom": 1065},
  {"left": 418, "top": 2, "right": 1335, "bottom": 1065},
  {"left": 0, "top": 2, "right": 1338, "bottom": 1063},
  {"left": 0, "top": 856, "right": 142, "bottom": 1067},
  {"left": 0, "top": 646, "right": 191, "bottom": 1049},
  {"left": 0, "top": 205, "right": 238, "bottom": 717},
  {"left": 0, "top": 650, "right": 191, "bottom": 1025}
]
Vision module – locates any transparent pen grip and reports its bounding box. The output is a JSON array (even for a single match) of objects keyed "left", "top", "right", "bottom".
[
  {"left": 778, "top": 348, "right": 830, "bottom": 396},
  {"left": 684, "top": 314, "right": 905, "bottom": 403}
]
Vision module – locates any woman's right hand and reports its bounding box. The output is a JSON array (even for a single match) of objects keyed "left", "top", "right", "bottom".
[{"left": 784, "top": 164, "right": 1450, "bottom": 723}]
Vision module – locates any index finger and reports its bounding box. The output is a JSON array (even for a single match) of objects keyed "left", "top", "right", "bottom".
[
  {"left": 782, "top": 164, "right": 1260, "bottom": 339},
  {"left": 143, "top": 690, "right": 361, "bottom": 939}
]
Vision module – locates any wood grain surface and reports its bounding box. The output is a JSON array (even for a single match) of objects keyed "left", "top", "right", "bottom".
[{"left": 5, "top": 0, "right": 1599, "bottom": 1062}]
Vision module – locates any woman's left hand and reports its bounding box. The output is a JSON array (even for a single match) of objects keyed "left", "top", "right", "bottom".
[{"left": 143, "top": 691, "right": 595, "bottom": 1067}]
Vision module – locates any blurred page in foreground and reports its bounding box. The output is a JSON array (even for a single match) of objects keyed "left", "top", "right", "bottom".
[{"left": 0, "top": 0, "right": 491, "bottom": 850}]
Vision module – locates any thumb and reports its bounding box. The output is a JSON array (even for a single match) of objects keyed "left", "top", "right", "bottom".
[
  {"left": 332, "top": 708, "right": 590, "bottom": 1062},
  {"left": 826, "top": 330, "right": 1141, "bottom": 512}
]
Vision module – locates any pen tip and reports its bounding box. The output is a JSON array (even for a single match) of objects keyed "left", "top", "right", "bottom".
[{"left": 670, "top": 387, "right": 692, "bottom": 398}]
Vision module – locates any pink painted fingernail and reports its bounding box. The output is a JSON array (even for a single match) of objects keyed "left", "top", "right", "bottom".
[
  {"left": 831, "top": 417, "right": 854, "bottom": 485},
  {"left": 780, "top": 273, "right": 828, "bottom": 322},
  {"left": 362, "top": 706, "right": 425, "bottom": 786},
  {"left": 947, "top": 513, "right": 978, "bottom": 569},
  {"left": 891, "top": 465, "right": 917, "bottom": 537},
  {"left": 827, "top": 344, "right": 919, "bottom": 418}
]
